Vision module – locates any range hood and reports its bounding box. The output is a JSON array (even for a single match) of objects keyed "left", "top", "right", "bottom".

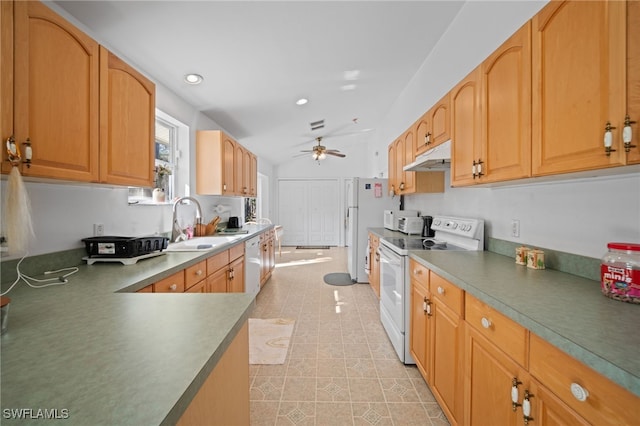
[{"left": 403, "top": 139, "right": 451, "bottom": 171}]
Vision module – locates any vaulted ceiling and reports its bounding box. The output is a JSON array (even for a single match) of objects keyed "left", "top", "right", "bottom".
[{"left": 55, "top": 1, "right": 465, "bottom": 165}]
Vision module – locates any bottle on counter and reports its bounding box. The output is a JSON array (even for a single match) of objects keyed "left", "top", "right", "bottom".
[{"left": 601, "top": 242, "right": 640, "bottom": 304}]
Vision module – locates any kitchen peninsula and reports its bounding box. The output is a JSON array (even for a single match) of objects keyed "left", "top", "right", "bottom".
[{"left": 0, "top": 228, "right": 272, "bottom": 425}]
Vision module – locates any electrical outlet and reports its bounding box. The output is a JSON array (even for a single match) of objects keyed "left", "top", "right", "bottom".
[
  {"left": 511, "top": 220, "right": 520, "bottom": 238},
  {"left": 93, "top": 223, "right": 104, "bottom": 236}
]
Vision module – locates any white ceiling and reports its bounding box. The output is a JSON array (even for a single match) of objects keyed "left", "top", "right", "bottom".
[{"left": 55, "top": 1, "right": 465, "bottom": 166}]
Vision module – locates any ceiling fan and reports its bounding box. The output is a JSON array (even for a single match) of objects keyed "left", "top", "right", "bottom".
[{"left": 300, "top": 136, "right": 346, "bottom": 161}]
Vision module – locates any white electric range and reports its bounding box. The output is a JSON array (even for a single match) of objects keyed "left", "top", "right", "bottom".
[{"left": 378, "top": 215, "right": 484, "bottom": 364}]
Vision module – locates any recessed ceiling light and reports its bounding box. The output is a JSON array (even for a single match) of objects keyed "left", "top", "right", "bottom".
[
  {"left": 296, "top": 98, "right": 308, "bottom": 106},
  {"left": 343, "top": 70, "right": 360, "bottom": 80},
  {"left": 184, "top": 73, "right": 203, "bottom": 85},
  {"left": 340, "top": 84, "right": 357, "bottom": 91}
]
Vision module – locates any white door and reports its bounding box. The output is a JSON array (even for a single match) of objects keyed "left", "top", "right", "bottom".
[{"left": 279, "top": 179, "right": 340, "bottom": 246}]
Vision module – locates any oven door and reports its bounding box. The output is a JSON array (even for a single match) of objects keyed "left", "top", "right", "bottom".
[{"left": 379, "top": 245, "right": 405, "bottom": 334}]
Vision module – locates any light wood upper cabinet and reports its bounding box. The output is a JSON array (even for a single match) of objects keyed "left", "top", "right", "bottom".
[
  {"left": 415, "top": 93, "right": 450, "bottom": 156},
  {"left": 451, "top": 67, "right": 482, "bottom": 187},
  {"left": 430, "top": 94, "right": 451, "bottom": 148},
  {"left": 627, "top": 0, "right": 640, "bottom": 164},
  {"left": 1, "top": 1, "right": 13, "bottom": 166},
  {"left": 249, "top": 152, "right": 258, "bottom": 196},
  {"left": 99, "top": 47, "right": 155, "bottom": 187},
  {"left": 414, "top": 110, "right": 431, "bottom": 156},
  {"left": 387, "top": 142, "right": 397, "bottom": 195},
  {"left": 1, "top": 1, "right": 154, "bottom": 186},
  {"left": 532, "top": 0, "right": 627, "bottom": 175},
  {"left": 3, "top": 1, "right": 100, "bottom": 180},
  {"left": 402, "top": 129, "right": 416, "bottom": 193},
  {"left": 197, "top": 130, "right": 257, "bottom": 196},
  {"left": 480, "top": 21, "right": 532, "bottom": 183},
  {"left": 235, "top": 142, "right": 245, "bottom": 195}
]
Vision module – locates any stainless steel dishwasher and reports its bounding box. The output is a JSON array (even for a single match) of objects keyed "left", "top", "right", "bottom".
[{"left": 244, "top": 236, "right": 261, "bottom": 296}]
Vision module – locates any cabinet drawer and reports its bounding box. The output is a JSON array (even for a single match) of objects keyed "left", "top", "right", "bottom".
[
  {"left": 229, "top": 243, "right": 244, "bottom": 261},
  {"left": 409, "top": 258, "right": 429, "bottom": 289},
  {"left": 137, "top": 285, "right": 153, "bottom": 293},
  {"left": 185, "top": 260, "right": 207, "bottom": 290},
  {"left": 430, "top": 272, "right": 463, "bottom": 316},
  {"left": 529, "top": 333, "right": 640, "bottom": 425},
  {"left": 465, "top": 293, "right": 528, "bottom": 367},
  {"left": 154, "top": 271, "right": 185, "bottom": 293},
  {"left": 207, "top": 250, "right": 229, "bottom": 274}
]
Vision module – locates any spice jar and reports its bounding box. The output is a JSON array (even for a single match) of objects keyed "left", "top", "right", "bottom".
[{"left": 601, "top": 242, "right": 640, "bottom": 304}]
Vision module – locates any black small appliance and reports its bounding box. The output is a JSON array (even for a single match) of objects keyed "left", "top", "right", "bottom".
[{"left": 422, "top": 216, "right": 435, "bottom": 237}]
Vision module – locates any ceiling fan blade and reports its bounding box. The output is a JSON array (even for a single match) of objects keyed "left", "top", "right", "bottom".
[{"left": 325, "top": 151, "right": 346, "bottom": 158}]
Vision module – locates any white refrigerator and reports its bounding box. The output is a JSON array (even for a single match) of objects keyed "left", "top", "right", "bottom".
[{"left": 346, "top": 178, "right": 397, "bottom": 282}]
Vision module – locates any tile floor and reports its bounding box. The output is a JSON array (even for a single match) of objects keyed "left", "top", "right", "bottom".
[{"left": 249, "top": 247, "right": 449, "bottom": 426}]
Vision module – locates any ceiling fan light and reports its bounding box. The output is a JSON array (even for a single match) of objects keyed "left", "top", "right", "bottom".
[{"left": 319, "top": 152, "right": 326, "bottom": 160}]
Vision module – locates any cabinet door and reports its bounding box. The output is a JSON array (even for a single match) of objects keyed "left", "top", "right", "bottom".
[
  {"left": 527, "top": 379, "right": 590, "bottom": 426},
  {"left": 250, "top": 152, "right": 258, "bottom": 196},
  {"left": 410, "top": 281, "right": 430, "bottom": 380},
  {"left": 431, "top": 300, "right": 463, "bottom": 424},
  {"left": 0, "top": 1, "right": 13, "bottom": 165},
  {"left": 627, "top": 0, "right": 640, "bottom": 164},
  {"left": 451, "top": 67, "right": 482, "bottom": 186},
  {"left": 464, "top": 324, "right": 527, "bottom": 426},
  {"left": 430, "top": 93, "right": 451, "bottom": 147},
  {"left": 481, "top": 21, "right": 532, "bottom": 183},
  {"left": 532, "top": 0, "right": 627, "bottom": 175},
  {"left": 394, "top": 138, "right": 406, "bottom": 193},
  {"left": 242, "top": 149, "right": 252, "bottom": 196},
  {"left": 185, "top": 279, "right": 207, "bottom": 293},
  {"left": 387, "top": 142, "right": 397, "bottom": 195},
  {"left": 207, "top": 267, "right": 229, "bottom": 293},
  {"left": 414, "top": 111, "right": 432, "bottom": 155},
  {"left": 402, "top": 129, "right": 416, "bottom": 193},
  {"left": 222, "top": 136, "right": 236, "bottom": 195},
  {"left": 8, "top": 1, "right": 99, "bottom": 180},
  {"left": 235, "top": 143, "right": 244, "bottom": 196},
  {"left": 369, "top": 236, "right": 380, "bottom": 299},
  {"left": 99, "top": 47, "right": 155, "bottom": 186},
  {"left": 229, "top": 257, "right": 244, "bottom": 293}
]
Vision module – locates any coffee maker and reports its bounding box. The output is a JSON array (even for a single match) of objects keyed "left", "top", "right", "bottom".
[{"left": 422, "top": 216, "right": 435, "bottom": 237}]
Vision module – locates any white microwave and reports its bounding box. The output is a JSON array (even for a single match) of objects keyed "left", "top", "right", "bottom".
[{"left": 384, "top": 210, "right": 418, "bottom": 231}]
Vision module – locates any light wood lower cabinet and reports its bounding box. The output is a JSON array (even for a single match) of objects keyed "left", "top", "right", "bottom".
[
  {"left": 529, "top": 333, "right": 640, "bottom": 426},
  {"left": 464, "top": 320, "right": 529, "bottom": 426},
  {"left": 409, "top": 259, "right": 430, "bottom": 379},
  {"left": 260, "top": 229, "right": 275, "bottom": 287},
  {"left": 409, "top": 263, "right": 463, "bottom": 425},
  {"left": 430, "top": 272, "right": 464, "bottom": 424},
  {"left": 177, "top": 321, "right": 249, "bottom": 426},
  {"left": 368, "top": 233, "right": 380, "bottom": 299},
  {"left": 409, "top": 262, "right": 638, "bottom": 426},
  {"left": 138, "top": 243, "right": 245, "bottom": 294}
]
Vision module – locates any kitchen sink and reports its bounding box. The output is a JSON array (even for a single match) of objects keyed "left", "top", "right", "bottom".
[{"left": 165, "top": 235, "right": 245, "bottom": 252}]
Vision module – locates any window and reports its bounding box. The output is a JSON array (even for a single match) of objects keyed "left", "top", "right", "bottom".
[{"left": 128, "top": 109, "right": 187, "bottom": 205}]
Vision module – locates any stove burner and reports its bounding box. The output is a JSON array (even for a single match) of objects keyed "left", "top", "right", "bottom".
[{"left": 422, "top": 239, "right": 447, "bottom": 249}]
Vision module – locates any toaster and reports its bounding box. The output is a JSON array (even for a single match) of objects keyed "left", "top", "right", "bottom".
[{"left": 397, "top": 217, "right": 423, "bottom": 235}]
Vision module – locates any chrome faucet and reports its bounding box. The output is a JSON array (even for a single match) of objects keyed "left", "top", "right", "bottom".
[{"left": 171, "top": 197, "right": 203, "bottom": 242}]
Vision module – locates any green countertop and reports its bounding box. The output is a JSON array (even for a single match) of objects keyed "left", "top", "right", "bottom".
[
  {"left": 0, "top": 226, "right": 272, "bottom": 425},
  {"left": 369, "top": 228, "right": 639, "bottom": 397}
]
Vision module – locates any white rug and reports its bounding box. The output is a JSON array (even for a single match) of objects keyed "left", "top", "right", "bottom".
[{"left": 248, "top": 318, "right": 295, "bottom": 364}]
